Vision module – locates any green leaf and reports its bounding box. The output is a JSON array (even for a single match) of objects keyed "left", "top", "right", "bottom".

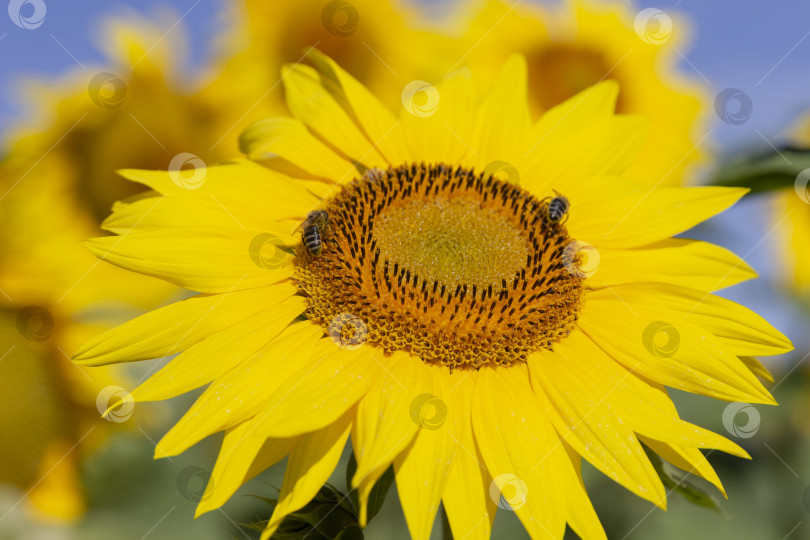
[
  {"left": 643, "top": 447, "right": 726, "bottom": 515},
  {"left": 711, "top": 146, "right": 810, "bottom": 194}
]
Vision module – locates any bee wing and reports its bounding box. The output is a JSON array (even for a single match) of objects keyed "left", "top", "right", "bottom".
[{"left": 294, "top": 214, "right": 315, "bottom": 233}]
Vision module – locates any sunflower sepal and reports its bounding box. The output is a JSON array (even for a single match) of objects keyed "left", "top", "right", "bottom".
[
  {"left": 643, "top": 446, "right": 728, "bottom": 516},
  {"left": 345, "top": 453, "right": 394, "bottom": 527},
  {"left": 247, "top": 485, "right": 364, "bottom": 540}
]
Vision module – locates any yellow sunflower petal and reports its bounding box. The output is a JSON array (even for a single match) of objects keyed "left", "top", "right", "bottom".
[
  {"left": 118, "top": 159, "right": 318, "bottom": 211},
  {"left": 454, "top": 0, "right": 706, "bottom": 185},
  {"left": 308, "top": 49, "right": 412, "bottom": 165},
  {"left": 472, "top": 55, "right": 531, "bottom": 168},
  {"left": 579, "top": 290, "right": 776, "bottom": 404},
  {"left": 86, "top": 229, "right": 293, "bottom": 293},
  {"left": 351, "top": 351, "right": 424, "bottom": 526},
  {"left": 472, "top": 365, "right": 567, "bottom": 539},
  {"left": 589, "top": 239, "right": 757, "bottom": 291},
  {"left": 103, "top": 194, "right": 303, "bottom": 236},
  {"left": 520, "top": 115, "right": 647, "bottom": 195},
  {"left": 247, "top": 339, "right": 382, "bottom": 439},
  {"left": 394, "top": 366, "right": 460, "bottom": 540},
  {"left": 569, "top": 187, "right": 747, "bottom": 249},
  {"left": 639, "top": 437, "right": 727, "bottom": 498},
  {"left": 282, "top": 63, "right": 387, "bottom": 169},
  {"left": 527, "top": 80, "right": 619, "bottom": 142},
  {"left": 554, "top": 330, "right": 751, "bottom": 459},
  {"left": 132, "top": 297, "right": 307, "bottom": 401},
  {"left": 73, "top": 283, "right": 297, "bottom": 366},
  {"left": 562, "top": 444, "right": 606, "bottom": 540},
  {"left": 196, "top": 418, "right": 299, "bottom": 516},
  {"left": 156, "top": 323, "right": 324, "bottom": 457},
  {"left": 675, "top": 289, "right": 793, "bottom": 356},
  {"left": 442, "top": 372, "right": 495, "bottom": 540},
  {"left": 639, "top": 379, "right": 749, "bottom": 459},
  {"left": 591, "top": 282, "right": 791, "bottom": 356},
  {"left": 542, "top": 331, "right": 753, "bottom": 475},
  {"left": 399, "top": 69, "right": 477, "bottom": 166},
  {"left": 239, "top": 117, "right": 357, "bottom": 182},
  {"left": 530, "top": 343, "right": 667, "bottom": 508},
  {"left": 262, "top": 409, "right": 354, "bottom": 540},
  {"left": 740, "top": 356, "right": 775, "bottom": 384}
]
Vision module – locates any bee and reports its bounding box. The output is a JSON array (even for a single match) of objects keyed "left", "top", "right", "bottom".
[
  {"left": 540, "top": 189, "right": 570, "bottom": 227},
  {"left": 301, "top": 210, "right": 329, "bottom": 256},
  {"left": 364, "top": 167, "right": 386, "bottom": 183}
]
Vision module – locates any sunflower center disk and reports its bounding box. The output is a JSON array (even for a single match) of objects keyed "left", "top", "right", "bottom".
[
  {"left": 295, "top": 163, "right": 584, "bottom": 369},
  {"left": 374, "top": 198, "right": 527, "bottom": 292}
]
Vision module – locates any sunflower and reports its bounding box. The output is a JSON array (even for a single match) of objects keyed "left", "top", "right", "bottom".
[
  {"left": 446, "top": 0, "right": 706, "bottom": 187},
  {"left": 75, "top": 52, "right": 791, "bottom": 539}
]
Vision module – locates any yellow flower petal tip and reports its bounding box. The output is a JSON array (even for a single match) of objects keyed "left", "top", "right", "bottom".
[
  {"left": 455, "top": 0, "right": 709, "bottom": 186},
  {"left": 74, "top": 50, "right": 791, "bottom": 540}
]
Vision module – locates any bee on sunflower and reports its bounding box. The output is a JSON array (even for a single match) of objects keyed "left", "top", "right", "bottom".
[{"left": 75, "top": 51, "right": 791, "bottom": 539}]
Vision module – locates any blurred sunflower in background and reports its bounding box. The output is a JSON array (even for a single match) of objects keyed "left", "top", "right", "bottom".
[
  {"left": 74, "top": 50, "right": 791, "bottom": 540},
  {"left": 445, "top": 0, "right": 706, "bottom": 186},
  {"left": 0, "top": 14, "right": 200, "bottom": 522},
  {"left": 772, "top": 118, "right": 810, "bottom": 297},
  {"left": 201, "top": 0, "right": 446, "bottom": 150}
]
